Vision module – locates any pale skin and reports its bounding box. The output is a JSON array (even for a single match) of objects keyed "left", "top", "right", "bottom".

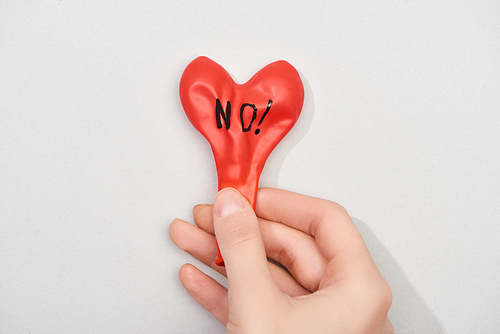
[{"left": 169, "top": 188, "right": 393, "bottom": 333}]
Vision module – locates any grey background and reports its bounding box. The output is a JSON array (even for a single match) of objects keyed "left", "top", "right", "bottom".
[{"left": 1, "top": 1, "right": 499, "bottom": 333}]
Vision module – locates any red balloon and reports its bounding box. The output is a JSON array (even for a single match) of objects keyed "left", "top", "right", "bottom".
[{"left": 180, "top": 56, "right": 304, "bottom": 265}]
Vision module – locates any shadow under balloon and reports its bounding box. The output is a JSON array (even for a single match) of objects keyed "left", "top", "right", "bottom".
[
  {"left": 353, "top": 218, "right": 445, "bottom": 333},
  {"left": 259, "top": 72, "right": 315, "bottom": 188}
]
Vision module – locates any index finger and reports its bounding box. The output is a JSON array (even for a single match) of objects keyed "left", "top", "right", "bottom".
[{"left": 255, "top": 188, "right": 371, "bottom": 264}]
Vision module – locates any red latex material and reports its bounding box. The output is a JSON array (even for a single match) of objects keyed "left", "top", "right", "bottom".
[{"left": 179, "top": 56, "right": 304, "bottom": 266}]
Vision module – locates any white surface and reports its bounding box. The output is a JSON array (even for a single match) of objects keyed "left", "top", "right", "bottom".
[{"left": 1, "top": 1, "right": 499, "bottom": 333}]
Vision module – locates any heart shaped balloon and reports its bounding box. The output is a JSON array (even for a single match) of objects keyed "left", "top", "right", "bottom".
[{"left": 180, "top": 56, "right": 304, "bottom": 265}]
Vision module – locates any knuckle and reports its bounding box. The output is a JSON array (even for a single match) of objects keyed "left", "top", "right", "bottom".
[
  {"left": 369, "top": 274, "right": 393, "bottom": 317},
  {"left": 324, "top": 200, "right": 350, "bottom": 217},
  {"left": 354, "top": 272, "right": 392, "bottom": 318},
  {"left": 222, "top": 218, "right": 261, "bottom": 246},
  {"left": 378, "top": 279, "right": 393, "bottom": 312}
]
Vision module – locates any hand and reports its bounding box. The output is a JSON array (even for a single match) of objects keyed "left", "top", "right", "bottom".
[{"left": 169, "top": 188, "right": 393, "bottom": 333}]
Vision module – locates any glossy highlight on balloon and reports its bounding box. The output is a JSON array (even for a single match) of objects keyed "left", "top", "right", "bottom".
[{"left": 179, "top": 56, "right": 304, "bottom": 265}]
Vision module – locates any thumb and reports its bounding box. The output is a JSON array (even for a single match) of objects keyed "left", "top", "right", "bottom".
[{"left": 213, "top": 188, "right": 277, "bottom": 302}]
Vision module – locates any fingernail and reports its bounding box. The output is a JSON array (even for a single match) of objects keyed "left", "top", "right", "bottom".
[
  {"left": 192, "top": 204, "right": 202, "bottom": 214},
  {"left": 214, "top": 188, "right": 244, "bottom": 218}
]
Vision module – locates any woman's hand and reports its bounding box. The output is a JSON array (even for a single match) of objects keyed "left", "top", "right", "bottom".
[{"left": 169, "top": 188, "right": 393, "bottom": 333}]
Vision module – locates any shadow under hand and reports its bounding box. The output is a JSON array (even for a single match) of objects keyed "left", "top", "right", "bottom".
[
  {"left": 353, "top": 218, "right": 445, "bottom": 334},
  {"left": 259, "top": 72, "right": 315, "bottom": 187}
]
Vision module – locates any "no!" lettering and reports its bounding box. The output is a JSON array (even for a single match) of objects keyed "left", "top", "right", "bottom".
[{"left": 215, "top": 98, "right": 273, "bottom": 135}]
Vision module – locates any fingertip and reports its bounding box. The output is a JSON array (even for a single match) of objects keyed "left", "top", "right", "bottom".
[
  {"left": 168, "top": 218, "right": 183, "bottom": 239},
  {"left": 168, "top": 219, "right": 196, "bottom": 249},
  {"left": 178, "top": 263, "right": 230, "bottom": 325},
  {"left": 179, "top": 263, "right": 197, "bottom": 282},
  {"left": 192, "top": 204, "right": 201, "bottom": 216},
  {"left": 179, "top": 263, "right": 208, "bottom": 292},
  {"left": 193, "top": 204, "right": 215, "bottom": 232},
  {"left": 193, "top": 204, "right": 209, "bottom": 216}
]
